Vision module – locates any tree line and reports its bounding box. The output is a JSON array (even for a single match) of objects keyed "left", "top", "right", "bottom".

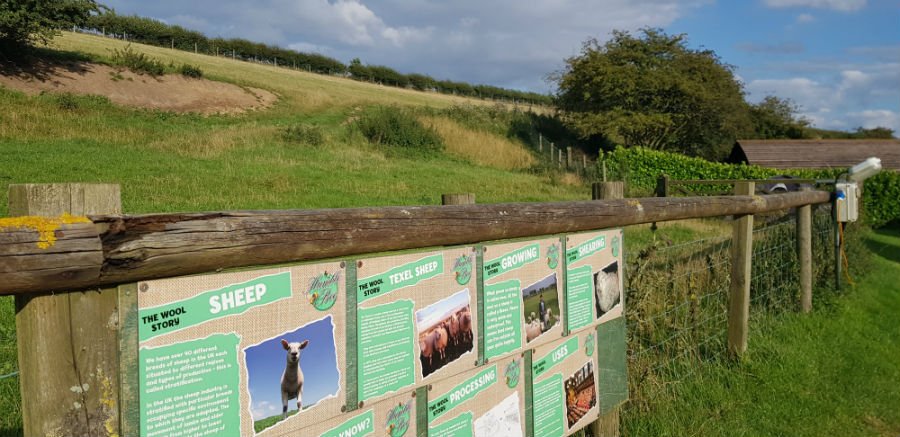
[
  {"left": 82, "top": 12, "right": 552, "bottom": 105},
  {"left": 555, "top": 28, "right": 896, "bottom": 160}
]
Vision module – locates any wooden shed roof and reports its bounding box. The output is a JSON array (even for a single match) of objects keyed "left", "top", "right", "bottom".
[{"left": 731, "top": 139, "right": 900, "bottom": 170}]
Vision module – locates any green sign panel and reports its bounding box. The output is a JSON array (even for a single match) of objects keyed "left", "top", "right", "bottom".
[
  {"left": 566, "top": 236, "right": 606, "bottom": 264},
  {"left": 322, "top": 409, "right": 374, "bottom": 437},
  {"left": 483, "top": 280, "right": 523, "bottom": 360},
  {"left": 532, "top": 373, "right": 564, "bottom": 437},
  {"left": 483, "top": 243, "right": 540, "bottom": 281},
  {"left": 139, "top": 272, "right": 291, "bottom": 342},
  {"left": 532, "top": 337, "right": 578, "bottom": 379},
  {"left": 429, "top": 412, "right": 474, "bottom": 437},
  {"left": 139, "top": 334, "right": 240, "bottom": 437},
  {"left": 357, "top": 254, "right": 443, "bottom": 303},
  {"left": 565, "top": 265, "right": 594, "bottom": 332},
  {"left": 428, "top": 365, "right": 497, "bottom": 421},
  {"left": 358, "top": 300, "right": 416, "bottom": 400}
]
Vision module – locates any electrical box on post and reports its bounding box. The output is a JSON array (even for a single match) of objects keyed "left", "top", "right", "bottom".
[{"left": 835, "top": 182, "right": 859, "bottom": 222}]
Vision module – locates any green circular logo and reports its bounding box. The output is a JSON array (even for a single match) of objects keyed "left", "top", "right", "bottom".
[
  {"left": 611, "top": 236, "right": 620, "bottom": 258},
  {"left": 505, "top": 359, "right": 521, "bottom": 388},
  {"left": 307, "top": 271, "right": 341, "bottom": 311},
  {"left": 547, "top": 243, "right": 560, "bottom": 269},
  {"left": 454, "top": 254, "right": 473, "bottom": 285},
  {"left": 386, "top": 400, "right": 412, "bottom": 437},
  {"left": 585, "top": 333, "right": 595, "bottom": 356}
]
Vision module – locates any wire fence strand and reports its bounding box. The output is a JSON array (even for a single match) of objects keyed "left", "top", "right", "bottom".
[{"left": 624, "top": 208, "right": 835, "bottom": 416}]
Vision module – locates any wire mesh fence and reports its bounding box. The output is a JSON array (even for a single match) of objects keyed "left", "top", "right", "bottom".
[
  {"left": 625, "top": 232, "right": 732, "bottom": 412},
  {"left": 750, "top": 216, "right": 799, "bottom": 315},
  {"left": 624, "top": 208, "right": 835, "bottom": 415},
  {"left": 1, "top": 295, "right": 20, "bottom": 434}
]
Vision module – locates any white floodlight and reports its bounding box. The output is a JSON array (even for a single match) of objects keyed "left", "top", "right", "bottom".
[{"left": 848, "top": 157, "right": 882, "bottom": 183}]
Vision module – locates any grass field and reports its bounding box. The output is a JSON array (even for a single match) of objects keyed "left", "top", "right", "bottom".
[
  {"left": 0, "top": 32, "right": 587, "bottom": 217},
  {"left": 254, "top": 409, "right": 298, "bottom": 433},
  {"left": 622, "top": 225, "right": 900, "bottom": 436}
]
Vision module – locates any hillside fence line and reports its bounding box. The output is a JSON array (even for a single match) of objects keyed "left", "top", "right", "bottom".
[
  {"left": 68, "top": 27, "right": 549, "bottom": 110},
  {"left": 0, "top": 181, "right": 839, "bottom": 437},
  {"left": 536, "top": 134, "right": 599, "bottom": 179}
]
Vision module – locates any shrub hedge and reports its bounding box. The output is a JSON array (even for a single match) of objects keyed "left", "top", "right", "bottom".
[
  {"left": 599, "top": 146, "right": 899, "bottom": 227},
  {"left": 355, "top": 106, "right": 444, "bottom": 152}
]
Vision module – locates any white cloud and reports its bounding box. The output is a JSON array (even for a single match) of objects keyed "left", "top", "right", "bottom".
[
  {"left": 747, "top": 63, "right": 899, "bottom": 131},
  {"left": 846, "top": 110, "right": 900, "bottom": 132},
  {"left": 251, "top": 401, "right": 280, "bottom": 419},
  {"left": 796, "top": 13, "right": 816, "bottom": 23},
  {"left": 763, "top": 0, "right": 866, "bottom": 11},
  {"left": 101, "top": 0, "right": 711, "bottom": 91}
]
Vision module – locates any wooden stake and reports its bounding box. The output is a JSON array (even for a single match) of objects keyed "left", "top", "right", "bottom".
[
  {"left": 592, "top": 182, "right": 624, "bottom": 200},
  {"left": 728, "top": 181, "right": 754, "bottom": 357},
  {"left": 441, "top": 193, "right": 475, "bottom": 205},
  {"left": 10, "top": 183, "right": 122, "bottom": 437},
  {"left": 798, "top": 194, "right": 813, "bottom": 312}
]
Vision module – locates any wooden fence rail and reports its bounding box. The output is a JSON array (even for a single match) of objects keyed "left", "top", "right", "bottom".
[
  {"left": 1, "top": 190, "right": 829, "bottom": 296},
  {"left": 2, "top": 182, "right": 832, "bottom": 437}
]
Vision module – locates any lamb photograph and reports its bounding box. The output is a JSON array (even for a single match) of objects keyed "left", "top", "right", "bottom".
[{"left": 244, "top": 316, "right": 341, "bottom": 434}]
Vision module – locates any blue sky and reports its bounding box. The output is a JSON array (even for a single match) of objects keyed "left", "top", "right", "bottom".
[
  {"left": 99, "top": 0, "right": 899, "bottom": 132},
  {"left": 244, "top": 316, "right": 340, "bottom": 422}
]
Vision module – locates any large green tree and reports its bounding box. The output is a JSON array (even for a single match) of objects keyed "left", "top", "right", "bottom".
[
  {"left": 748, "top": 95, "right": 810, "bottom": 139},
  {"left": 0, "top": 0, "right": 101, "bottom": 53},
  {"left": 555, "top": 28, "right": 751, "bottom": 159}
]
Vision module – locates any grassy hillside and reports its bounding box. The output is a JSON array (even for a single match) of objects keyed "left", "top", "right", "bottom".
[{"left": 0, "top": 32, "right": 586, "bottom": 217}]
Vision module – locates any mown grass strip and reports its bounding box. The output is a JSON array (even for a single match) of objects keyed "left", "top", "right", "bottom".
[{"left": 622, "top": 226, "right": 900, "bottom": 437}]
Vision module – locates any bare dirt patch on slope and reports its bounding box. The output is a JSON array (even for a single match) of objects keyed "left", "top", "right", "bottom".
[{"left": 0, "top": 59, "right": 276, "bottom": 114}]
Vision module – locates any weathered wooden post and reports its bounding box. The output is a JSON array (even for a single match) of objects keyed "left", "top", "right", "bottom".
[
  {"left": 567, "top": 146, "right": 573, "bottom": 168},
  {"left": 591, "top": 182, "right": 624, "bottom": 437},
  {"left": 728, "top": 181, "right": 754, "bottom": 357},
  {"left": 9, "top": 183, "right": 122, "bottom": 437},
  {"left": 592, "top": 182, "right": 624, "bottom": 201},
  {"left": 558, "top": 148, "right": 563, "bottom": 168},
  {"left": 650, "top": 174, "right": 669, "bottom": 232},
  {"left": 797, "top": 189, "right": 813, "bottom": 312},
  {"left": 655, "top": 174, "right": 670, "bottom": 198},
  {"left": 539, "top": 134, "right": 543, "bottom": 152},
  {"left": 441, "top": 193, "right": 475, "bottom": 205}
]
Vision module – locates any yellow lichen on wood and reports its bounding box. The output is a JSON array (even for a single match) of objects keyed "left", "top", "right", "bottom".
[
  {"left": 99, "top": 370, "right": 119, "bottom": 437},
  {"left": 0, "top": 213, "right": 91, "bottom": 249}
]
